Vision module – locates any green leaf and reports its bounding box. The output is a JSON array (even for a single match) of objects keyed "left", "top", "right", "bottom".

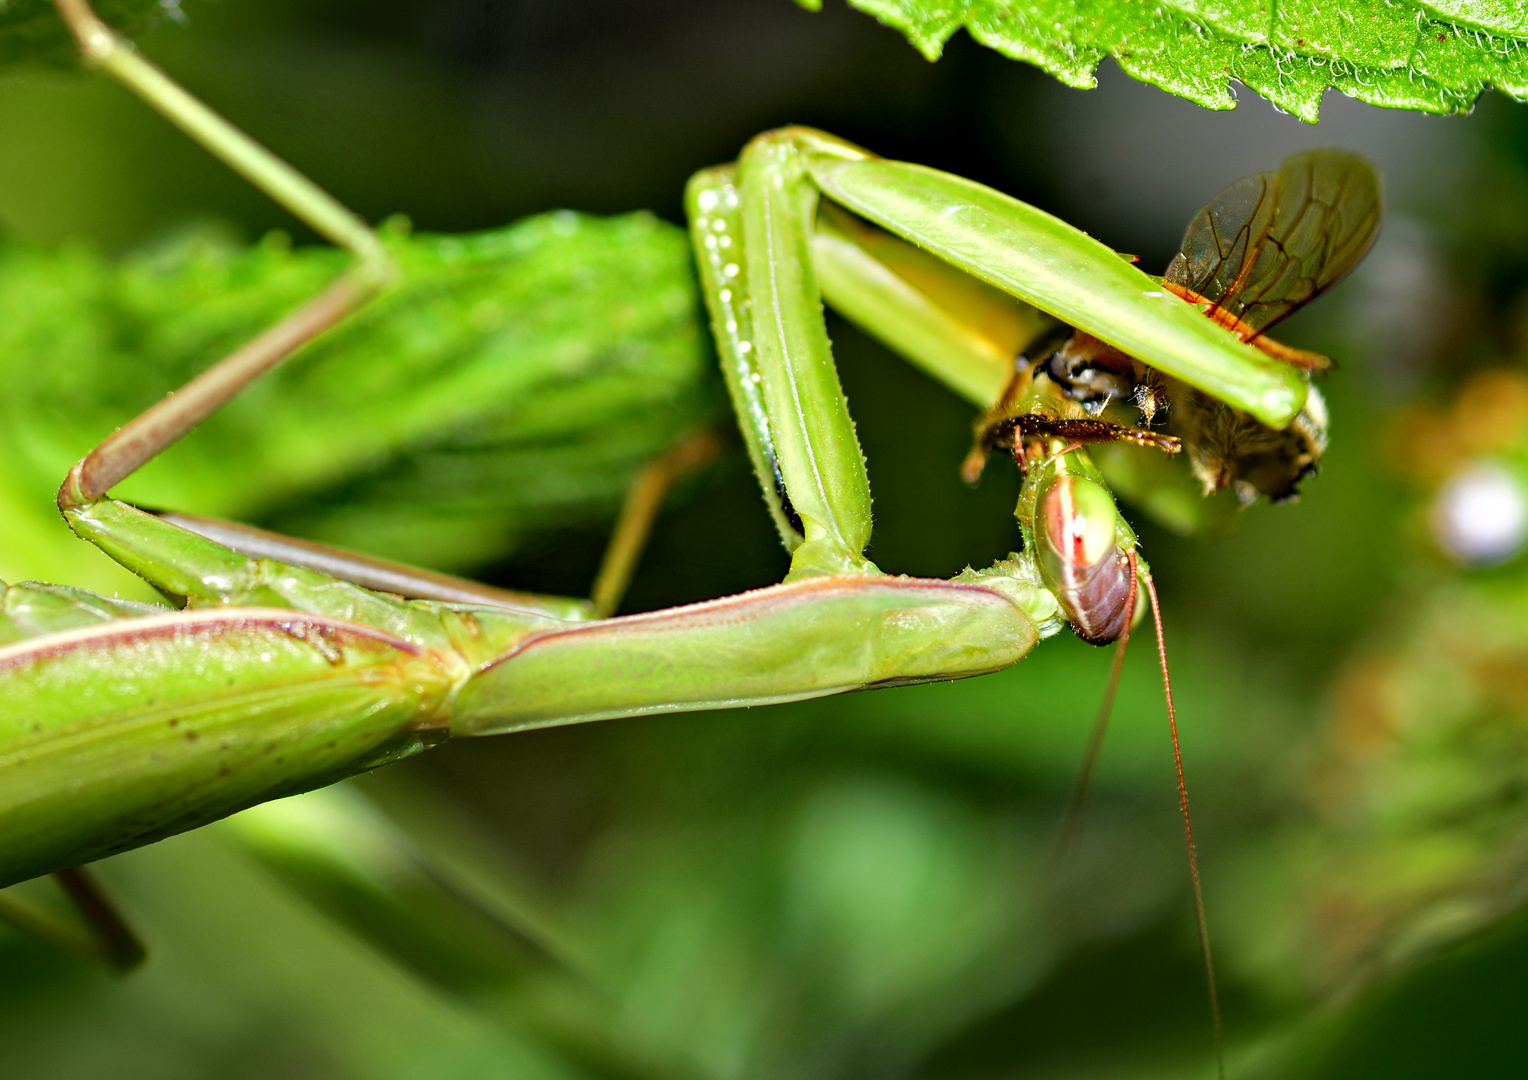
[
  {"left": 1417, "top": 0, "right": 1528, "bottom": 38},
  {"left": 808, "top": 0, "right": 1528, "bottom": 121},
  {"left": 0, "top": 211, "right": 717, "bottom": 592}
]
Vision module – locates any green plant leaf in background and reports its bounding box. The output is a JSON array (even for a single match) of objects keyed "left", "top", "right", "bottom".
[
  {"left": 800, "top": 0, "right": 1528, "bottom": 122},
  {"left": 0, "top": 210, "right": 716, "bottom": 598}
]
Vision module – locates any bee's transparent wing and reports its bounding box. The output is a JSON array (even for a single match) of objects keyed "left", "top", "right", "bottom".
[{"left": 1165, "top": 150, "right": 1382, "bottom": 339}]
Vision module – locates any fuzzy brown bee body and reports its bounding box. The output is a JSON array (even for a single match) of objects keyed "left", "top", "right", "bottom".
[{"left": 1042, "top": 330, "right": 1330, "bottom": 503}]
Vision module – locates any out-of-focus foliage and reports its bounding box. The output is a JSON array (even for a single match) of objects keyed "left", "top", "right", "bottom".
[
  {"left": 0, "top": 211, "right": 715, "bottom": 597},
  {"left": 1221, "top": 370, "right": 1528, "bottom": 1007},
  {"left": 806, "top": 0, "right": 1528, "bottom": 122}
]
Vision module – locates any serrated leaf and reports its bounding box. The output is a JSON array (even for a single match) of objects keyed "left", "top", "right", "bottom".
[
  {"left": 1413, "top": 22, "right": 1528, "bottom": 99},
  {"left": 968, "top": 2, "right": 1106, "bottom": 89},
  {"left": 820, "top": 0, "right": 1528, "bottom": 120},
  {"left": 1082, "top": 0, "right": 1240, "bottom": 109},
  {"left": 1417, "top": 0, "right": 1528, "bottom": 39}
]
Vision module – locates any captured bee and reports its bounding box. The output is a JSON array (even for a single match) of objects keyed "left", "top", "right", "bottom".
[{"left": 974, "top": 150, "right": 1382, "bottom": 505}]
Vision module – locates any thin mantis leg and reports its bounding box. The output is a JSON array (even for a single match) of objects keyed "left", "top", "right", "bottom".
[
  {"left": 157, "top": 430, "right": 723, "bottom": 620},
  {"left": 50, "top": 0, "right": 394, "bottom": 510},
  {"left": 40, "top": 0, "right": 405, "bottom": 967},
  {"left": 588, "top": 431, "right": 720, "bottom": 618},
  {"left": 59, "top": 281, "right": 366, "bottom": 508},
  {"left": 49, "top": 0, "right": 386, "bottom": 263},
  {"left": 0, "top": 867, "right": 145, "bottom": 973},
  {"left": 53, "top": 867, "right": 146, "bottom": 972}
]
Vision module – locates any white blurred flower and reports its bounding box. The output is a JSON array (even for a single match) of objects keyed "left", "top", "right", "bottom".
[{"left": 1432, "top": 461, "right": 1528, "bottom": 566}]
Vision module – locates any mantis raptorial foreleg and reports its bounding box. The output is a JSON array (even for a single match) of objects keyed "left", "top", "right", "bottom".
[{"left": 5, "top": 116, "right": 1077, "bottom": 888}]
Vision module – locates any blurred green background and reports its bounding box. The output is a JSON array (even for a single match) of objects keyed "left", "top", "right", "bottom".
[{"left": 5, "top": 1, "right": 1528, "bottom": 1078}]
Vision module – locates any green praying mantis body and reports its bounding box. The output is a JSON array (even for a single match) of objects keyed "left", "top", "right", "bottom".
[{"left": 0, "top": 9, "right": 1381, "bottom": 1036}]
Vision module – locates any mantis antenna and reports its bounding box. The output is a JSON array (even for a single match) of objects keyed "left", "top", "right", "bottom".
[
  {"left": 1144, "top": 569, "right": 1224, "bottom": 1080},
  {"left": 1046, "top": 539, "right": 1224, "bottom": 1079},
  {"left": 1052, "top": 551, "right": 1138, "bottom": 867}
]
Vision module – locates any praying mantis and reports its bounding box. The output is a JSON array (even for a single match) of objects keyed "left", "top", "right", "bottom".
[{"left": 0, "top": 4, "right": 1382, "bottom": 1068}]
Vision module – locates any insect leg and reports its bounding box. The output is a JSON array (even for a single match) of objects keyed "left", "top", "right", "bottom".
[
  {"left": 51, "top": 0, "right": 394, "bottom": 510},
  {"left": 0, "top": 867, "right": 144, "bottom": 973},
  {"left": 51, "top": 867, "right": 146, "bottom": 972},
  {"left": 983, "top": 415, "right": 1182, "bottom": 460},
  {"left": 588, "top": 431, "right": 720, "bottom": 618},
  {"left": 690, "top": 139, "right": 879, "bottom": 579}
]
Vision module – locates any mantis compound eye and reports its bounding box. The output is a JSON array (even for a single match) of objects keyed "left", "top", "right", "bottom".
[{"left": 1036, "top": 473, "right": 1137, "bottom": 645}]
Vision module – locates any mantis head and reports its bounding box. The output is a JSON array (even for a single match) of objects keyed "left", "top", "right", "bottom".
[{"left": 1017, "top": 445, "right": 1145, "bottom": 647}]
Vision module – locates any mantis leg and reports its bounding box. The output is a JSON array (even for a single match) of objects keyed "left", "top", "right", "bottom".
[
  {"left": 586, "top": 430, "right": 720, "bottom": 617},
  {"left": 147, "top": 429, "right": 721, "bottom": 619},
  {"left": 688, "top": 128, "right": 1288, "bottom": 594},
  {"left": 0, "top": 866, "right": 145, "bottom": 973},
  {"left": 688, "top": 150, "right": 876, "bottom": 579},
  {"left": 35, "top": 2, "right": 408, "bottom": 934},
  {"left": 811, "top": 200, "right": 1049, "bottom": 409},
  {"left": 774, "top": 127, "right": 1307, "bottom": 429},
  {"left": 810, "top": 203, "right": 1241, "bottom": 534},
  {"left": 46, "top": 0, "right": 720, "bottom": 621},
  {"left": 50, "top": 0, "right": 394, "bottom": 509}
]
